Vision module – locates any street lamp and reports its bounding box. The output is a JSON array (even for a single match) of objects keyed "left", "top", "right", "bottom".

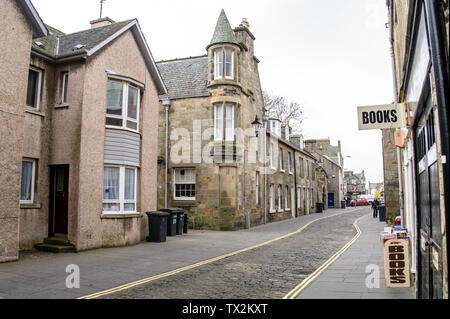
[{"left": 251, "top": 115, "right": 262, "bottom": 137}]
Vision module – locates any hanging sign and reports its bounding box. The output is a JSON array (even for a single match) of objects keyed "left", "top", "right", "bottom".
[
  {"left": 357, "top": 103, "right": 406, "bottom": 130},
  {"left": 384, "top": 239, "right": 411, "bottom": 288}
]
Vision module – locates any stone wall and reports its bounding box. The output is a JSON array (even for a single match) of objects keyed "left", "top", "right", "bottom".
[{"left": 382, "top": 128, "right": 400, "bottom": 223}]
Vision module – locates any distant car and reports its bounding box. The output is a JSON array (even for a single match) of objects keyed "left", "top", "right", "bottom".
[{"left": 350, "top": 198, "right": 370, "bottom": 206}]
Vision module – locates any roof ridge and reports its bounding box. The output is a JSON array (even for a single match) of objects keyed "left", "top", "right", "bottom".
[
  {"left": 156, "top": 55, "right": 208, "bottom": 64},
  {"left": 59, "top": 19, "right": 135, "bottom": 38}
]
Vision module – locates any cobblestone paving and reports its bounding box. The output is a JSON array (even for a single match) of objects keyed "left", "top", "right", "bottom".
[{"left": 102, "top": 209, "right": 369, "bottom": 299}]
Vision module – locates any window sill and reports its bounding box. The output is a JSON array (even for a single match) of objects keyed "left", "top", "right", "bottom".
[
  {"left": 54, "top": 103, "right": 69, "bottom": 109},
  {"left": 25, "top": 108, "right": 45, "bottom": 117},
  {"left": 101, "top": 212, "right": 143, "bottom": 219},
  {"left": 269, "top": 210, "right": 277, "bottom": 214},
  {"left": 105, "top": 126, "right": 141, "bottom": 136},
  {"left": 20, "top": 203, "right": 41, "bottom": 209}
]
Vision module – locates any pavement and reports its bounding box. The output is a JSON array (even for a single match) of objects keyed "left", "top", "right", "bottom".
[
  {"left": 297, "top": 213, "right": 416, "bottom": 299},
  {"left": 0, "top": 207, "right": 416, "bottom": 299}
]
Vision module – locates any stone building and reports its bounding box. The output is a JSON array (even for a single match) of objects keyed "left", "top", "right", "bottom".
[
  {"left": 344, "top": 170, "right": 367, "bottom": 197},
  {"left": 304, "top": 139, "right": 345, "bottom": 208},
  {"left": 0, "top": 1, "right": 166, "bottom": 259},
  {"left": 156, "top": 10, "right": 327, "bottom": 230},
  {"left": 386, "top": 0, "right": 449, "bottom": 299},
  {"left": 0, "top": 0, "right": 48, "bottom": 263}
]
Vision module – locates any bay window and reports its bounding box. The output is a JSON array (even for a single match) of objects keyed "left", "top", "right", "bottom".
[
  {"left": 103, "top": 166, "right": 137, "bottom": 214},
  {"left": 214, "top": 48, "right": 234, "bottom": 80},
  {"left": 106, "top": 80, "right": 140, "bottom": 131},
  {"left": 214, "top": 103, "right": 235, "bottom": 141}
]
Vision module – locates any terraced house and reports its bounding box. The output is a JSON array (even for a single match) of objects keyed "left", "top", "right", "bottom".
[
  {"left": 156, "top": 10, "right": 327, "bottom": 230},
  {"left": 0, "top": 0, "right": 167, "bottom": 259}
]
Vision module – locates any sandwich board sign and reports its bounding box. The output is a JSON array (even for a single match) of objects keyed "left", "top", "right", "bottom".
[
  {"left": 384, "top": 239, "right": 411, "bottom": 288},
  {"left": 357, "top": 103, "right": 406, "bottom": 131}
]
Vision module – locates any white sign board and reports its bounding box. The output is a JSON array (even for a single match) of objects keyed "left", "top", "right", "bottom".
[
  {"left": 357, "top": 103, "right": 406, "bottom": 130},
  {"left": 384, "top": 239, "right": 411, "bottom": 288}
]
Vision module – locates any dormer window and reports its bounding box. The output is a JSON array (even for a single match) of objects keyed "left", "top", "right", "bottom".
[{"left": 214, "top": 48, "right": 234, "bottom": 80}]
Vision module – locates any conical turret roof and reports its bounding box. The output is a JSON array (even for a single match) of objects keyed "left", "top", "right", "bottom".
[{"left": 206, "top": 9, "right": 240, "bottom": 50}]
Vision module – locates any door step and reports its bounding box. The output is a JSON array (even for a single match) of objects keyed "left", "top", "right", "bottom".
[{"left": 35, "top": 237, "right": 75, "bottom": 253}]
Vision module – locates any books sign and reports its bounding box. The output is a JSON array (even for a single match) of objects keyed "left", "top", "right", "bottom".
[
  {"left": 357, "top": 103, "right": 406, "bottom": 130},
  {"left": 384, "top": 239, "right": 411, "bottom": 288}
]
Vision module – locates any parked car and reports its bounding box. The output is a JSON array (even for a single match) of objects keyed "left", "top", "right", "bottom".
[{"left": 350, "top": 198, "right": 370, "bottom": 206}]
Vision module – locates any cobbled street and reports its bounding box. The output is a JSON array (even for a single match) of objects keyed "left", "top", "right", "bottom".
[{"left": 102, "top": 208, "right": 370, "bottom": 299}]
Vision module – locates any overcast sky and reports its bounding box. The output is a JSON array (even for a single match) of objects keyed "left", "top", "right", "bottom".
[{"left": 31, "top": 0, "right": 394, "bottom": 184}]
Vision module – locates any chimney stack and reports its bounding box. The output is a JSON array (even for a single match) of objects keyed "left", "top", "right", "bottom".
[
  {"left": 240, "top": 18, "right": 250, "bottom": 29},
  {"left": 90, "top": 17, "right": 115, "bottom": 29}
]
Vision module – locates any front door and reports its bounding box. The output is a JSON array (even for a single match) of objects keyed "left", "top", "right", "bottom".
[
  {"left": 49, "top": 165, "right": 69, "bottom": 236},
  {"left": 415, "top": 93, "right": 443, "bottom": 299},
  {"left": 328, "top": 193, "right": 334, "bottom": 208}
]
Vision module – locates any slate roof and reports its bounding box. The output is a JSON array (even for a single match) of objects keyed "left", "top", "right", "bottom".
[
  {"left": 156, "top": 56, "right": 210, "bottom": 100},
  {"left": 206, "top": 9, "right": 240, "bottom": 50},
  {"left": 32, "top": 20, "right": 133, "bottom": 58}
]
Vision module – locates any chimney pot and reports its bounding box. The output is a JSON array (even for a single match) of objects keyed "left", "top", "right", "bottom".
[{"left": 240, "top": 18, "right": 250, "bottom": 29}]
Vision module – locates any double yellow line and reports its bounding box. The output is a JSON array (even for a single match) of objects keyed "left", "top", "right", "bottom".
[
  {"left": 283, "top": 213, "right": 370, "bottom": 299},
  {"left": 78, "top": 209, "right": 366, "bottom": 299}
]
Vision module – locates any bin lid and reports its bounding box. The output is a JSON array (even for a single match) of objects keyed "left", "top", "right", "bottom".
[
  {"left": 160, "top": 208, "right": 184, "bottom": 213},
  {"left": 146, "top": 211, "right": 170, "bottom": 217}
]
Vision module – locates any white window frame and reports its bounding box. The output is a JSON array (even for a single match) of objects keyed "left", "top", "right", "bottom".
[
  {"left": 26, "top": 67, "right": 42, "bottom": 110},
  {"left": 214, "top": 103, "right": 235, "bottom": 142},
  {"left": 102, "top": 165, "right": 138, "bottom": 215},
  {"left": 106, "top": 80, "right": 141, "bottom": 133},
  {"left": 278, "top": 185, "right": 283, "bottom": 212},
  {"left": 20, "top": 159, "right": 36, "bottom": 204},
  {"left": 285, "top": 186, "right": 289, "bottom": 209},
  {"left": 224, "top": 49, "right": 234, "bottom": 80},
  {"left": 270, "top": 142, "right": 276, "bottom": 169},
  {"left": 61, "top": 71, "right": 69, "bottom": 104},
  {"left": 214, "top": 49, "right": 223, "bottom": 80},
  {"left": 280, "top": 148, "right": 285, "bottom": 172},
  {"left": 270, "top": 184, "right": 274, "bottom": 212},
  {"left": 255, "top": 171, "right": 260, "bottom": 205},
  {"left": 288, "top": 152, "right": 292, "bottom": 174},
  {"left": 214, "top": 47, "right": 235, "bottom": 80},
  {"left": 174, "top": 168, "right": 196, "bottom": 201},
  {"left": 297, "top": 187, "right": 301, "bottom": 209}
]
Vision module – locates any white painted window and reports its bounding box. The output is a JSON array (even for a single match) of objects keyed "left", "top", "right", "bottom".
[
  {"left": 26, "top": 67, "right": 42, "bottom": 110},
  {"left": 256, "top": 172, "right": 260, "bottom": 205},
  {"left": 270, "top": 142, "right": 276, "bottom": 169},
  {"left": 61, "top": 72, "right": 69, "bottom": 104},
  {"left": 278, "top": 185, "right": 282, "bottom": 211},
  {"left": 174, "top": 168, "right": 196, "bottom": 201},
  {"left": 288, "top": 152, "right": 292, "bottom": 173},
  {"left": 225, "top": 104, "right": 235, "bottom": 141},
  {"left": 269, "top": 184, "right": 274, "bottom": 212},
  {"left": 103, "top": 166, "right": 137, "bottom": 214},
  {"left": 214, "top": 49, "right": 223, "bottom": 80},
  {"left": 106, "top": 80, "right": 140, "bottom": 132},
  {"left": 20, "top": 159, "right": 36, "bottom": 204},
  {"left": 297, "top": 187, "right": 301, "bottom": 209},
  {"left": 280, "top": 148, "right": 284, "bottom": 171},
  {"left": 214, "top": 48, "right": 234, "bottom": 80},
  {"left": 225, "top": 49, "right": 234, "bottom": 79},
  {"left": 214, "top": 103, "right": 235, "bottom": 141},
  {"left": 285, "top": 186, "right": 289, "bottom": 209}
]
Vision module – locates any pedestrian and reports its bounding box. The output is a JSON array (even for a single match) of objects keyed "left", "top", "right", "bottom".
[{"left": 372, "top": 198, "right": 379, "bottom": 218}]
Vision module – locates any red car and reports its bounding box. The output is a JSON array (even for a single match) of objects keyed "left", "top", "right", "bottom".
[{"left": 350, "top": 198, "right": 370, "bottom": 206}]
